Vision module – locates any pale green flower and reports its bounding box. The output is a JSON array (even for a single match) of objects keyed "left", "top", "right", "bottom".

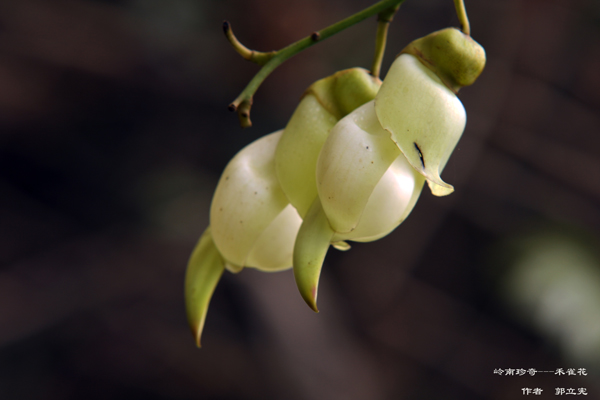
[{"left": 293, "top": 28, "right": 485, "bottom": 311}]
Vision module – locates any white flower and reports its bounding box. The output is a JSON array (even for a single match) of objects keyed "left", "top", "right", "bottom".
[
  {"left": 210, "top": 130, "right": 302, "bottom": 272},
  {"left": 184, "top": 69, "right": 380, "bottom": 345},
  {"left": 185, "top": 131, "right": 302, "bottom": 346}
]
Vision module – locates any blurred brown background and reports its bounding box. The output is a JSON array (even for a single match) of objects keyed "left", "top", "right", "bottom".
[{"left": 1, "top": 0, "right": 600, "bottom": 399}]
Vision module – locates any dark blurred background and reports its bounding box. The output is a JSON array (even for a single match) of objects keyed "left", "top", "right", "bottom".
[{"left": 1, "top": 0, "right": 600, "bottom": 399}]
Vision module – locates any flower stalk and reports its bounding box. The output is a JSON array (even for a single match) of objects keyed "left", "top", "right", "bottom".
[
  {"left": 223, "top": 21, "right": 276, "bottom": 65},
  {"left": 371, "top": 4, "right": 401, "bottom": 78},
  {"left": 227, "top": 0, "right": 406, "bottom": 127},
  {"left": 454, "top": 0, "right": 470, "bottom": 36}
]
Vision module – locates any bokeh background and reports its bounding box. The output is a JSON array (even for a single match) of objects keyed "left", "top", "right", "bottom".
[{"left": 1, "top": 0, "right": 600, "bottom": 399}]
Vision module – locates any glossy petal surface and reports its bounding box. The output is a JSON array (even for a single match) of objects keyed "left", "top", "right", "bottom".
[
  {"left": 210, "top": 130, "right": 299, "bottom": 268},
  {"left": 317, "top": 101, "right": 401, "bottom": 234},
  {"left": 334, "top": 153, "right": 425, "bottom": 242},
  {"left": 276, "top": 68, "right": 380, "bottom": 218},
  {"left": 375, "top": 54, "right": 466, "bottom": 196},
  {"left": 246, "top": 203, "right": 302, "bottom": 271}
]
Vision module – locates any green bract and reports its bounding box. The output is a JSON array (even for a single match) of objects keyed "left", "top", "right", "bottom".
[
  {"left": 184, "top": 227, "right": 224, "bottom": 347},
  {"left": 400, "top": 27, "right": 486, "bottom": 92}
]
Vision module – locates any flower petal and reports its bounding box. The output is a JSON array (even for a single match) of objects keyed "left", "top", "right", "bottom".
[
  {"left": 334, "top": 153, "right": 425, "bottom": 242},
  {"left": 317, "top": 101, "right": 400, "bottom": 233},
  {"left": 210, "top": 131, "right": 290, "bottom": 266},
  {"left": 246, "top": 203, "right": 302, "bottom": 271},
  {"left": 375, "top": 54, "right": 466, "bottom": 196}
]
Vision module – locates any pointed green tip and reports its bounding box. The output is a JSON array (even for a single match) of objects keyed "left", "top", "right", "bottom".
[
  {"left": 296, "top": 269, "right": 321, "bottom": 313},
  {"left": 190, "top": 318, "right": 204, "bottom": 348},
  {"left": 301, "top": 285, "right": 319, "bottom": 313},
  {"left": 184, "top": 227, "right": 226, "bottom": 348},
  {"left": 293, "top": 198, "right": 333, "bottom": 313},
  {"left": 401, "top": 27, "right": 486, "bottom": 92}
]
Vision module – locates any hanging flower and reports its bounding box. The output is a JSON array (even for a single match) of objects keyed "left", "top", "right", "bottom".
[
  {"left": 185, "top": 130, "right": 302, "bottom": 346},
  {"left": 376, "top": 27, "right": 486, "bottom": 195},
  {"left": 293, "top": 28, "right": 486, "bottom": 311},
  {"left": 185, "top": 68, "right": 383, "bottom": 346}
]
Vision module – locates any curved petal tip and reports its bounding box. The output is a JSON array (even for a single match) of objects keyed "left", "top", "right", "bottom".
[
  {"left": 293, "top": 198, "right": 333, "bottom": 313},
  {"left": 185, "top": 227, "right": 226, "bottom": 348}
]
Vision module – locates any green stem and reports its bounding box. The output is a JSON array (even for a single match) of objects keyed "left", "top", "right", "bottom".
[
  {"left": 453, "top": 0, "right": 470, "bottom": 36},
  {"left": 228, "top": 0, "right": 405, "bottom": 128},
  {"left": 371, "top": 4, "right": 401, "bottom": 79},
  {"left": 223, "top": 21, "right": 276, "bottom": 66}
]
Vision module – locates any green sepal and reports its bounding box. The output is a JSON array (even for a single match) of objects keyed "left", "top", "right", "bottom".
[
  {"left": 374, "top": 55, "right": 466, "bottom": 196},
  {"left": 307, "top": 68, "right": 381, "bottom": 119},
  {"left": 400, "top": 27, "right": 486, "bottom": 93},
  {"left": 293, "top": 197, "right": 335, "bottom": 312},
  {"left": 184, "top": 227, "right": 225, "bottom": 347}
]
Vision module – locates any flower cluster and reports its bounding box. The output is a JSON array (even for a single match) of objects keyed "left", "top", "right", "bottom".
[{"left": 185, "top": 27, "right": 485, "bottom": 346}]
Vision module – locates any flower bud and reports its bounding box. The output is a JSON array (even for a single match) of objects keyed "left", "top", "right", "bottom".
[
  {"left": 185, "top": 70, "right": 381, "bottom": 344},
  {"left": 375, "top": 29, "right": 485, "bottom": 196},
  {"left": 375, "top": 53, "right": 467, "bottom": 196},
  {"left": 275, "top": 68, "right": 381, "bottom": 218},
  {"left": 294, "top": 101, "right": 426, "bottom": 311}
]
